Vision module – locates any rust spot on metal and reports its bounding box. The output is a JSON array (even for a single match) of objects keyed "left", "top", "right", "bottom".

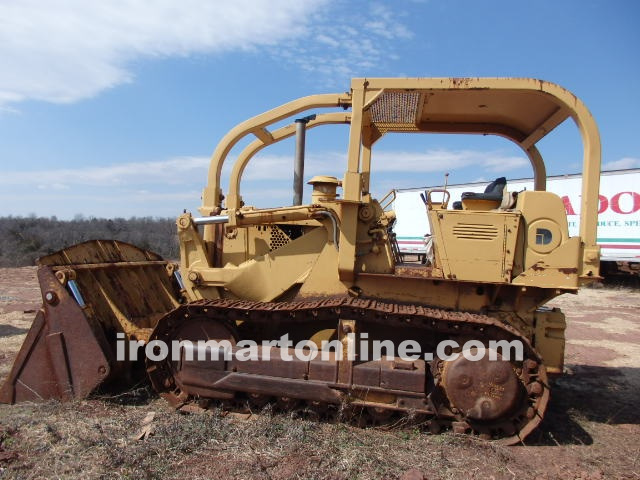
[
  {"left": 144, "top": 296, "right": 547, "bottom": 444},
  {"left": 0, "top": 241, "right": 182, "bottom": 404},
  {"left": 558, "top": 267, "right": 578, "bottom": 275},
  {"left": 394, "top": 265, "right": 438, "bottom": 279}
]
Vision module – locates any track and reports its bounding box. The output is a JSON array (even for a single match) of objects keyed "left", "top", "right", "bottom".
[{"left": 146, "top": 297, "right": 549, "bottom": 445}]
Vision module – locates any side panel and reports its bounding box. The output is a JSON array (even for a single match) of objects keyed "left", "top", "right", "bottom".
[
  {"left": 428, "top": 210, "right": 520, "bottom": 283},
  {"left": 533, "top": 307, "right": 567, "bottom": 375},
  {"left": 394, "top": 170, "right": 640, "bottom": 262}
]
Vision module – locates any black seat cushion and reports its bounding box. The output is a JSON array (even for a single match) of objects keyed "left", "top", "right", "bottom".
[{"left": 460, "top": 177, "right": 506, "bottom": 202}]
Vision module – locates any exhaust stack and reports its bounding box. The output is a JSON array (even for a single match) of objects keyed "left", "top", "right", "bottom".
[{"left": 293, "top": 115, "right": 316, "bottom": 205}]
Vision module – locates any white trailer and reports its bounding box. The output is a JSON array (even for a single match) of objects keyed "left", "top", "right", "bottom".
[{"left": 393, "top": 169, "right": 640, "bottom": 269}]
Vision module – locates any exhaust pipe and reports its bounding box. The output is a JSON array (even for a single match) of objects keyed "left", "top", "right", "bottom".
[{"left": 293, "top": 114, "right": 316, "bottom": 205}]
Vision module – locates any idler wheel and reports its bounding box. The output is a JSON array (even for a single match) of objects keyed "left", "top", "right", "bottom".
[{"left": 441, "top": 347, "right": 521, "bottom": 421}]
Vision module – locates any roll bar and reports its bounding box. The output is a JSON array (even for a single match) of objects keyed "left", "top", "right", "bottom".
[{"left": 202, "top": 77, "right": 601, "bottom": 250}]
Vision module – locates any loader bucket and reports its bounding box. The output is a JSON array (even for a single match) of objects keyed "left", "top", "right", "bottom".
[{"left": 0, "top": 240, "right": 182, "bottom": 403}]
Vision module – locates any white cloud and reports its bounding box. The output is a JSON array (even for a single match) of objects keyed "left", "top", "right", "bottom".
[
  {"left": 0, "top": 156, "right": 210, "bottom": 187},
  {"left": 0, "top": 0, "right": 414, "bottom": 107},
  {"left": 0, "top": 0, "right": 326, "bottom": 106},
  {"left": 359, "top": 149, "right": 528, "bottom": 173},
  {"left": 37, "top": 183, "right": 70, "bottom": 191},
  {"left": 364, "top": 4, "right": 413, "bottom": 40},
  {"left": 602, "top": 157, "right": 640, "bottom": 171},
  {"left": 278, "top": 2, "right": 413, "bottom": 83},
  {"left": 1, "top": 148, "right": 526, "bottom": 191},
  {"left": 0, "top": 148, "right": 529, "bottom": 217},
  {"left": 223, "top": 148, "right": 528, "bottom": 209},
  {"left": 234, "top": 149, "right": 527, "bottom": 185}
]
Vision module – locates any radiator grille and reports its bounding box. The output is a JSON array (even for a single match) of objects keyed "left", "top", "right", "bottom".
[
  {"left": 452, "top": 223, "right": 499, "bottom": 240},
  {"left": 370, "top": 92, "right": 420, "bottom": 132},
  {"left": 269, "top": 226, "right": 291, "bottom": 251}
]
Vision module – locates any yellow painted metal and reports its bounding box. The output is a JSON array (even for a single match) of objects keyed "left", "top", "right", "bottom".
[
  {"left": 202, "top": 93, "right": 351, "bottom": 214},
  {"left": 182, "top": 77, "right": 602, "bottom": 373},
  {"left": 533, "top": 308, "right": 567, "bottom": 374},
  {"left": 351, "top": 77, "right": 600, "bottom": 270},
  {"left": 337, "top": 319, "right": 356, "bottom": 384},
  {"left": 10, "top": 78, "right": 605, "bottom": 407},
  {"left": 309, "top": 328, "right": 337, "bottom": 349},
  {"left": 526, "top": 145, "right": 547, "bottom": 191},
  {"left": 428, "top": 209, "right": 520, "bottom": 283},
  {"left": 514, "top": 191, "right": 570, "bottom": 268},
  {"left": 226, "top": 113, "right": 351, "bottom": 211},
  {"left": 200, "top": 78, "right": 600, "bottom": 275}
]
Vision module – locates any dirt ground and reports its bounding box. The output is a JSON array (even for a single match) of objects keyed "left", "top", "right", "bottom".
[{"left": 0, "top": 267, "right": 638, "bottom": 480}]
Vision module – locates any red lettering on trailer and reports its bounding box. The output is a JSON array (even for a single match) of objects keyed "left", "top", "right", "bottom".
[
  {"left": 610, "top": 191, "right": 640, "bottom": 214},
  {"left": 560, "top": 192, "right": 639, "bottom": 215},
  {"left": 562, "top": 196, "right": 576, "bottom": 215},
  {"left": 598, "top": 195, "right": 608, "bottom": 214}
]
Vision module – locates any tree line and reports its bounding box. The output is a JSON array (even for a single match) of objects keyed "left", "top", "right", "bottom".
[{"left": 0, "top": 216, "right": 179, "bottom": 267}]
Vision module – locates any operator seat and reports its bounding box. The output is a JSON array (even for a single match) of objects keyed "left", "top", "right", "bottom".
[{"left": 452, "top": 177, "right": 507, "bottom": 210}]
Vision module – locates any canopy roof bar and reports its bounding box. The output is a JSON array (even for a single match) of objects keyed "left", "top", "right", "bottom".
[
  {"left": 520, "top": 107, "right": 568, "bottom": 150},
  {"left": 349, "top": 77, "right": 600, "bottom": 246},
  {"left": 202, "top": 77, "right": 600, "bottom": 248},
  {"left": 226, "top": 112, "right": 352, "bottom": 210},
  {"left": 201, "top": 93, "right": 352, "bottom": 215}
]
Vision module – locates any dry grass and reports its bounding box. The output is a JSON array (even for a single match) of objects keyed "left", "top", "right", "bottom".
[
  {"left": 0, "top": 397, "right": 529, "bottom": 480},
  {"left": 1, "top": 269, "right": 639, "bottom": 480}
]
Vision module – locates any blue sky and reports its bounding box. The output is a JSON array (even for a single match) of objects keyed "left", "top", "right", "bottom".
[{"left": 1, "top": 0, "right": 638, "bottom": 219}]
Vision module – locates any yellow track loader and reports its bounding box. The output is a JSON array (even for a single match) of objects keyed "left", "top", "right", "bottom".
[{"left": 1, "top": 78, "right": 601, "bottom": 444}]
